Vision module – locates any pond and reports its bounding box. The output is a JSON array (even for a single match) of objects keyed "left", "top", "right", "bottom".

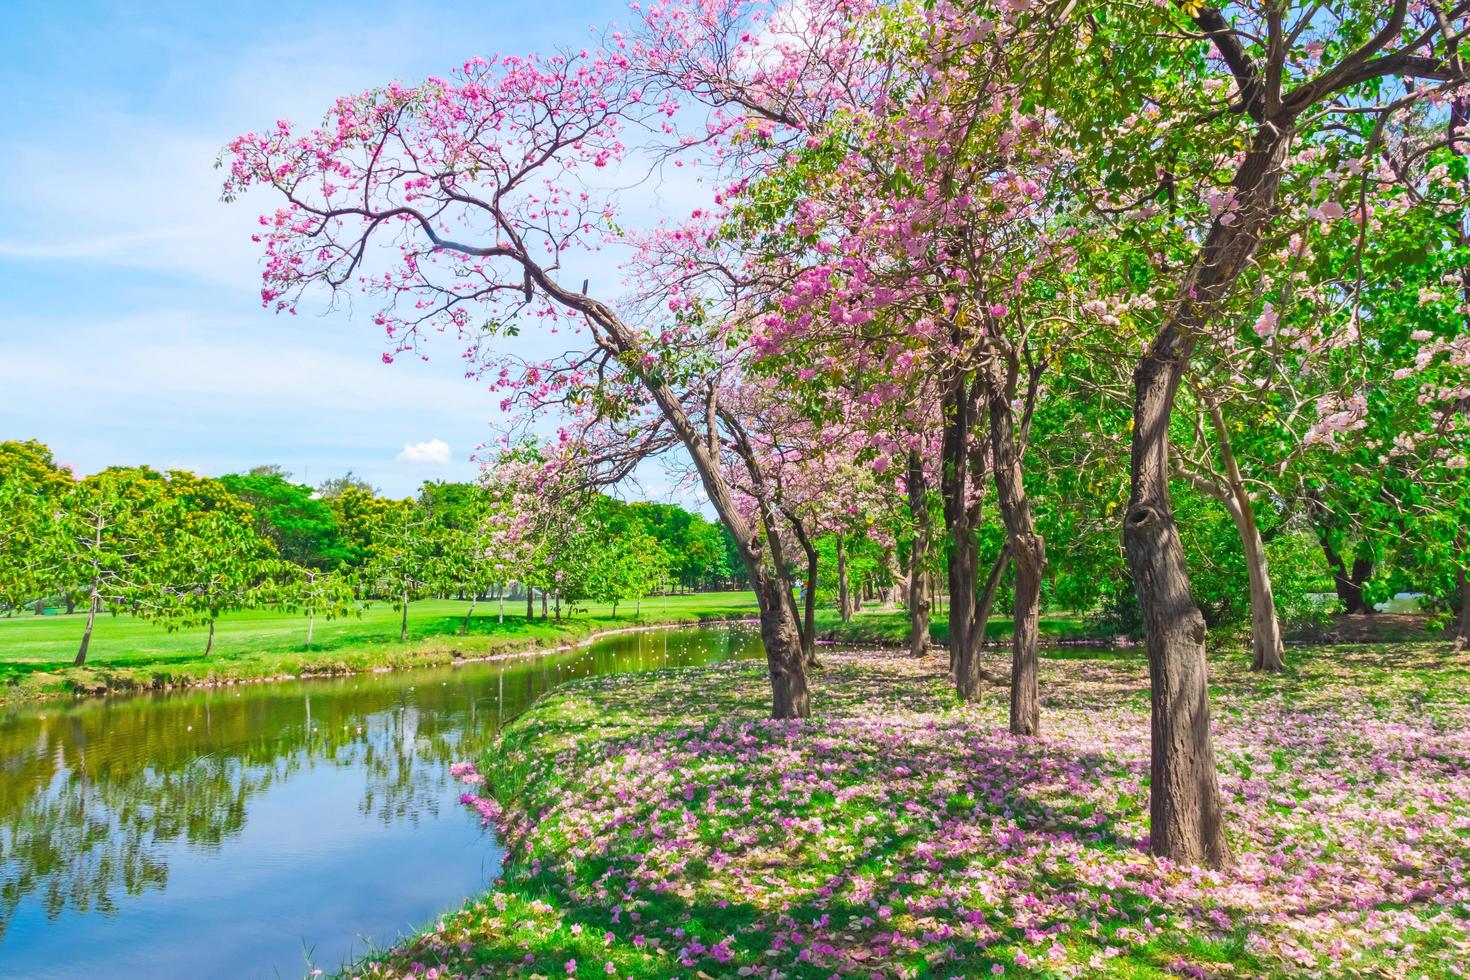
[{"left": 0, "top": 624, "right": 765, "bottom": 978}]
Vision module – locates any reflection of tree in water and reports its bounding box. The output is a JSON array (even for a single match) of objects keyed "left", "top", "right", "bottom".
[
  {"left": 0, "top": 626, "right": 765, "bottom": 940},
  {"left": 0, "top": 754, "right": 279, "bottom": 938}
]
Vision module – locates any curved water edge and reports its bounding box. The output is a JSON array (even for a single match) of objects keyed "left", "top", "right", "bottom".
[{"left": 0, "top": 624, "right": 768, "bottom": 979}]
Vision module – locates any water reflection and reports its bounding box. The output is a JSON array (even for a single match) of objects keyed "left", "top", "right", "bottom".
[{"left": 0, "top": 624, "right": 763, "bottom": 978}]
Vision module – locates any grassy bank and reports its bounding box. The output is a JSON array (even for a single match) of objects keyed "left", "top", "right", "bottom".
[
  {"left": 0, "top": 592, "right": 758, "bottom": 703},
  {"left": 362, "top": 641, "right": 1470, "bottom": 979}
]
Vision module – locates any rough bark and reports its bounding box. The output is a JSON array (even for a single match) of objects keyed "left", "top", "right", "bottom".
[
  {"left": 988, "top": 373, "right": 1045, "bottom": 736},
  {"left": 906, "top": 449, "right": 933, "bottom": 657},
  {"left": 942, "top": 373, "right": 1002, "bottom": 697},
  {"left": 1123, "top": 124, "right": 1292, "bottom": 869}
]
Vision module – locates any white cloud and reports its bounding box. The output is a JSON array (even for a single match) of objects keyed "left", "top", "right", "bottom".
[{"left": 397, "top": 438, "right": 452, "bottom": 465}]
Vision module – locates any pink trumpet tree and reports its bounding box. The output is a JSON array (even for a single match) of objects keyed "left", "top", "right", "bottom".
[{"left": 222, "top": 49, "right": 814, "bottom": 718}]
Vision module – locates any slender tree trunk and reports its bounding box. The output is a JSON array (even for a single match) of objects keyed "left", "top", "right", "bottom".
[
  {"left": 943, "top": 373, "right": 996, "bottom": 698},
  {"left": 541, "top": 591, "right": 548, "bottom": 620},
  {"left": 526, "top": 588, "right": 534, "bottom": 621},
  {"left": 498, "top": 590, "right": 504, "bottom": 624},
  {"left": 307, "top": 607, "right": 315, "bottom": 647},
  {"left": 1122, "top": 125, "right": 1292, "bottom": 870},
  {"left": 1225, "top": 496, "right": 1285, "bottom": 671},
  {"left": 907, "top": 450, "right": 933, "bottom": 657},
  {"left": 461, "top": 594, "right": 477, "bottom": 635},
  {"left": 1206, "top": 401, "right": 1285, "bottom": 671},
  {"left": 837, "top": 537, "right": 852, "bottom": 624},
  {"left": 1456, "top": 568, "right": 1469, "bottom": 652},
  {"left": 988, "top": 381, "right": 1044, "bottom": 736},
  {"left": 976, "top": 544, "right": 1010, "bottom": 648},
  {"left": 784, "top": 512, "right": 820, "bottom": 669},
  {"left": 205, "top": 618, "right": 216, "bottom": 656},
  {"left": 400, "top": 589, "right": 409, "bottom": 643},
  {"left": 74, "top": 583, "right": 101, "bottom": 667}
]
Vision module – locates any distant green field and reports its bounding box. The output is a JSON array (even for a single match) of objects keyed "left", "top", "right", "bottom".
[
  {"left": 0, "top": 592, "right": 760, "bottom": 701},
  {"left": 0, "top": 593, "right": 1105, "bottom": 703}
]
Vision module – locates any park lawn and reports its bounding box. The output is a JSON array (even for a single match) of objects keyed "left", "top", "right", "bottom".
[
  {"left": 0, "top": 592, "right": 759, "bottom": 703},
  {"left": 362, "top": 641, "right": 1470, "bottom": 979},
  {"left": 816, "top": 606, "right": 1095, "bottom": 647}
]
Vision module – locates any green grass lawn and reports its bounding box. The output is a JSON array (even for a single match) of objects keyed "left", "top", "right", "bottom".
[
  {"left": 0, "top": 592, "right": 760, "bottom": 702},
  {"left": 0, "top": 594, "right": 1104, "bottom": 704}
]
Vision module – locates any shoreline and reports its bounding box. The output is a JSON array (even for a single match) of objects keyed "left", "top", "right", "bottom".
[{"left": 0, "top": 611, "right": 763, "bottom": 708}]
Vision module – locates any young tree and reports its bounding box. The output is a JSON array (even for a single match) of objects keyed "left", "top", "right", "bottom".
[
  {"left": 0, "top": 441, "right": 74, "bottom": 615},
  {"left": 53, "top": 468, "right": 176, "bottom": 666},
  {"left": 276, "top": 565, "right": 357, "bottom": 648},
  {"left": 356, "top": 499, "right": 441, "bottom": 643},
  {"left": 150, "top": 473, "right": 278, "bottom": 654}
]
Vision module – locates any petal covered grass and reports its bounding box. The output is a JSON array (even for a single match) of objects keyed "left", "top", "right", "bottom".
[{"left": 356, "top": 644, "right": 1470, "bottom": 978}]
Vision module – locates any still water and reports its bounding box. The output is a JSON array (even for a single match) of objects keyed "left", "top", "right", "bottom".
[{"left": 0, "top": 624, "right": 764, "bottom": 978}]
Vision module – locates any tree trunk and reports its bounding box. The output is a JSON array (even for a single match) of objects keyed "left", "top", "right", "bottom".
[
  {"left": 498, "top": 591, "right": 504, "bottom": 624},
  {"left": 461, "top": 594, "right": 477, "bottom": 635},
  {"left": 1206, "top": 401, "right": 1285, "bottom": 671},
  {"left": 906, "top": 450, "right": 933, "bottom": 657},
  {"left": 988, "top": 380, "right": 1044, "bottom": 737},
  {"left": 526, "top": 589, "right": 534, "bottom": 621},
  {"left": 837, "top": 537, "right": 852, "bottom": 624},
  {"left": 542, "top": 591, "right": 548, "bottom": 620},
  {"left": 64, "top": 592, "right": 77, "bottom": 615},
  {"left": 1319, "top": 535, "right": 1374, "bottom": 615},
  {"left": 1225, "top": 496, "right": 1285, "bottom": 671},
  {"left": 1121, "top": 124, "right": 1292, "bottom": 870},
  {"left": 1126, "top": 332, "right": 1231, "bottom": 868},
  {"left": 977, "top": 544, "right": 1010, "bottom": 650},
  {"left": 1454, "top": 565, "right": 1469, "bottom": 652},
  {"left": 400, "top": 589, "right": 409, "bottom": 643},
  {"left": 784, "top": 513, "right": 820, "bottom": 670},
  {"left": 537, "top": 284, "right": 808, "bottom": 718},
  {"left": 942, "top": 373, "right": 996, "bottom": 698},
  {"left": 205, "top": 618, "right": 216, "bottom": 656},
  {"left": 307, "top": 607, "right": 315, "bottom": 647},
  {"left": 74, "top": 584, "right": 101, "bottom": 667}
]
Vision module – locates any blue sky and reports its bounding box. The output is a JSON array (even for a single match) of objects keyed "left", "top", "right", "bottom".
[{"left": 0, "top": 0, "right": 702, "bottom": 499}]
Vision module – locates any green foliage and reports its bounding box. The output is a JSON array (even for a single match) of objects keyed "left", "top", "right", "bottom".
[{"left": 219, "top": 470, "right": 349, "bottom": 568}]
